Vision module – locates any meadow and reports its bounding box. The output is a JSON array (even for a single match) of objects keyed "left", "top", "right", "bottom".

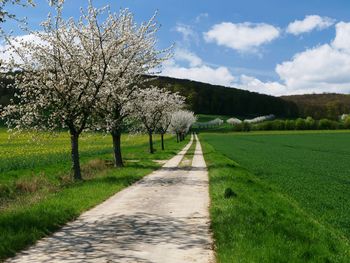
[
  {"left": 0, "top": 128, "right": 187, "bottom": 260},
  {"left": 200, "top": 131, "right": 350, "bottom": 262}
]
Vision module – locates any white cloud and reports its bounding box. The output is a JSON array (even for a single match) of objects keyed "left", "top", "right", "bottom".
[
  {"left": 166, "top": 21, "right": 350, "bottom": 96},
  {"left": 234, "top": 75, "right": 287, "bottom": 96},
  {"left": 203, "top": 22, "right": 280, "bottom": 52},
  {"left": 173, "top": 48, "right": 202, "bottom": 67},
  {"left": 276, "top": 44, "right": 350, "bottom": 94},
  {"left": 162, "top": 49, "right": 234, "bottom": 86},
  {"left": 162, "top": 49, "right": 286, "bottom": 94},
  {"left": 274, "top": 21, "right": 350, "bottom": 94},
  {"left": 174, "top": 24, "right": 196, "bottom": 43},
  {"left": 234, "top": 21, "right": 350, "bottom": 96},
  {"left": 286, "top": 15, "right": 335, "bottom": 35},
  {"left": 332, "top": 22, "right": 350, "bottom": 51},
  {"left": 195, "top": 13, "right": 209, "bottom": 23},
  {"left": 163, "top": 65, "right": 235, "bottom": 86}
]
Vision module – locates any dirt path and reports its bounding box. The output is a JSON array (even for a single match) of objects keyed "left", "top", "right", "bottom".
[{"left": 7, "top": 134, "right": 215, "bottom": 263}]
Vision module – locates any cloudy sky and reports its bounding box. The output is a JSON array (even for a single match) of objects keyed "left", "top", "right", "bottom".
[{"left": 3, "top": 0, "right": 350, "bottom": 96}]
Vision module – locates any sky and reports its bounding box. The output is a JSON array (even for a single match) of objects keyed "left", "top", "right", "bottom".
[{"left": 2, "top": 0, "right": 350, "bottom": 96}]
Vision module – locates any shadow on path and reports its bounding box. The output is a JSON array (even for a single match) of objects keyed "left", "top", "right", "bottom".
[{"left": 11, "top": 212, "right": 211, "bottom": 263}]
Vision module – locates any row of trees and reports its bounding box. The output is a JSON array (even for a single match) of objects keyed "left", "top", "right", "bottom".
[
  {"left": 0, "top": 1, "right": 195, "bottom": 180},
  {"left": 231, "top": 117, "right": 350, "bottom": 131},
  {"left": 194, "top": 118, "right": 224, "bottom": 129},
  {"left": 226, "top": 114, "right": 275, "bottom": 125}
]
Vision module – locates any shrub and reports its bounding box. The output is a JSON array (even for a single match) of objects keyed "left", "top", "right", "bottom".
[
  {"left": 242, "top": 121, "right": 251, "bottom": 132},
  {"left": 305, "top": 116, "right": 316, "bottom": 130},
  {"left": 344, "top": 116, "right": 350, "bottom": 129},
  {"left": 232, "top": 123, "right": 243, "bottom": 131},
  {"left": 295, "top": 118, "right": 307, "bottom": 130},
  {"left": 285, "top": 120, "right": 296, "bottom": 130},
  {"left": 271, "top": 120, "right": 285, "bottom": 130},
  {"left": 318, "top": 119, "right": 336, "bottom": 130},
  {"left": 256, "top": 121, "right": 272, "bottom": 131}
]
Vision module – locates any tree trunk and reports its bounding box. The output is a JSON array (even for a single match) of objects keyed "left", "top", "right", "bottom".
[
  {"left": 176, "top": 133, "right": 179, "bottom": 143},
  {"left": 112, "top": 129, "right": 123, "bottom": 167},
  {"left": 70, "top": 132, "right": 82, "bottom": 180},
  {"left": 161, "top": 133, "right": 165, "bottom": 150},
  {"left": 149, "top": 131, "right": 154, "bottom": 154}
]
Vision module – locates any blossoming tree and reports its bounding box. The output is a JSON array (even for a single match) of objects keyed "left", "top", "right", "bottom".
[
  {"left": 170, "top": 110, "right": 197, "bottom": 142},
  {"left": 156, "top": 93, "right": 185, "bottom": 150},
  {"left": 132, "top": 86, "right": 184, "bottom": 154},
  {"left": 2, "top": 2, "right": 151, "bottom": 180},
  {"left": 93, "top": 11, "right": 171, "bottom": 167}
]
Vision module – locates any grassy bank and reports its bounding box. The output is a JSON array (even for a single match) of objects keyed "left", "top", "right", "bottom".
[
  {"left": 0, "top": 130, "right": 188, "bottom": 261},
  {"left": 200, "top": 137, "right": 350, "bottom": 262}
]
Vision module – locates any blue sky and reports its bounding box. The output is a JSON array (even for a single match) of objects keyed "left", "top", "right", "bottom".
[{"left": 3, "top": 0, "right": 350, "bottom": 95}]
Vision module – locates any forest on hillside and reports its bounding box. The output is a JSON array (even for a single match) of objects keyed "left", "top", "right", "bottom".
[
  {"left": 282, "top": 94, "right": 350, "bottom": 120},
  {"left": 151, "top": 76, "right": 298, "bottom": 118}
]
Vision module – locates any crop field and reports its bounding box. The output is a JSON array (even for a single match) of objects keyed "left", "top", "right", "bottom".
[
  {"left": 0, "top": 128, "right": 153, "bottom": 182},
  {"left": 201, "top": 131, "right": 350, "bottom": 240},
  {"left": 0, "top": 128, "right": 187, "bottom": 260}
]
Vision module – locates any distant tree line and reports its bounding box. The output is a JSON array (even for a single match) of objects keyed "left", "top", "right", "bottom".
[
  {"left": 231, "top": 117, "right": 350, "bottom": 132},
  {"left": 282, "top": 94, "right": 350, "bottom": 120}
]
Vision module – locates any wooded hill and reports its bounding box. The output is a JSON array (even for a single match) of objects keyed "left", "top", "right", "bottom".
[
  {"left": 282, "top": 93, "right": 350, "bottom": 120},
  {"left": 149, "top": 76, "right": 298, "bottom": 118}
]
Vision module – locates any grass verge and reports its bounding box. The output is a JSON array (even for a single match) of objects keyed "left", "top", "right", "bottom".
[
  {"left": 0, "top": 135, "right": 188, "bottom": 261},
  {"left": 200, "top": 138, "right": 350, "bottom": 263},
  {"left": 179, "top": 136, "right": 196, "bottom": 167}
]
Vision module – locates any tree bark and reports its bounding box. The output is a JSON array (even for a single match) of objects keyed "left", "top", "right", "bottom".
[
  {"left": 70, "top": 132, "right": 82, "bottom": 180},
  {"left": 112, "top": 129, "right": 123, "bottom": 167},
  {"left": 161, "top": 133, "right": 165, "bottom": 150},
  {"left": 149, "top": 131, "right": 154, "bottom": 154},
  {"left": 176, "top": 133, "right": 179, "bottom": 143}
]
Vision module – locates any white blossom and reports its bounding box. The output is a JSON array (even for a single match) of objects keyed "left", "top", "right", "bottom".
[
  {"left": 244, "top": 114, "right": 275, "bottom": 124},
  {"left": 170, "top": 110, "right": 196, "bottom": 140},
  {"left": 195, "top": 117, "right": 224, "bottom": 128},
  {"left": 340, "top": 114, "right": 349, "bottom": 121},
  {"left": 131, "top": 86, "right": 185, "bottom": 152},
  {"left": 93, "top": 10, "right": 172, "bottom": 136},
  {"left": 227, "top": 117, "right": 242, "bottom": 125}
]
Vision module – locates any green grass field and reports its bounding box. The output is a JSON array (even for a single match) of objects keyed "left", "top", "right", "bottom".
[
  {"left": 0, "top": 128, "right": 188, "bottom": 260},
  {"left": 201, "top": 131, "right": 350, "bottom": 262}
]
